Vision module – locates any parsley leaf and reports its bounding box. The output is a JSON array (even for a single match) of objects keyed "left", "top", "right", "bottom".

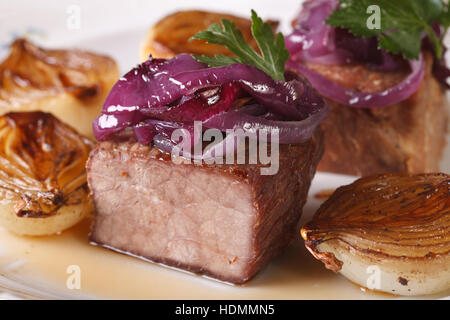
[
  {"left": 326, "top": 0, "right": 448, "bottom": 60},
  {"left": 192, "top": 54, "right": 241, "bottom": 68},
  {"left": 190, "top": 10, "right": 289, "bottom": 81}
]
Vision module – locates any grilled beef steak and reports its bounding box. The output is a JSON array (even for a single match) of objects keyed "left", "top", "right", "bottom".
[
  {"left": 87, "top": 130, "right": 323, "bottom": 284},
  {"left": 315, "top": 53, "right": 448, "bottom": 176}
]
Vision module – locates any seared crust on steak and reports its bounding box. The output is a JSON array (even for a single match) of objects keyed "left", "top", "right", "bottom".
[{"left": 87, "top": 130, "right": 323, "bottom": 284}]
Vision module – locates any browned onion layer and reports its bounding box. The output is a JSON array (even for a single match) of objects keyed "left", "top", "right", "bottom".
[
  {"left": 302, "top": 173, "right": 450, "bottom": 272},
  {"left": 146, "top": 10, "right": 278, "bottom": 58},
  {"left": 0, "top": 38, "right": 117, "bottom": 108},
  {"left": 0, "top": 112, "right": 94, "bottom": 217}
]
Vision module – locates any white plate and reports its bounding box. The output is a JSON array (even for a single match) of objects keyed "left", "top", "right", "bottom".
[{"left": 0, "top": 0, "right": 449, "bottom": 300}]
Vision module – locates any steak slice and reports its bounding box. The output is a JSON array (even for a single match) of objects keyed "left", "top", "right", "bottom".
[
  {"left": 87, "top": 130, "right": 323, "bottom": 284},
  {"left": 313, "top": 52, "right": 448, "bottom": 176}
]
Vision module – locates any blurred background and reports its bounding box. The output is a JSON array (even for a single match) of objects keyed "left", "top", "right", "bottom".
[{"left": 0, "top": 0, "right": 295, "bottom": 70}]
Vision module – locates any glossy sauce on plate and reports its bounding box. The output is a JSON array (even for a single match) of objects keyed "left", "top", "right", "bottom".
[{"left": 1, "top": 183, "right": 448, "bottom": 300}]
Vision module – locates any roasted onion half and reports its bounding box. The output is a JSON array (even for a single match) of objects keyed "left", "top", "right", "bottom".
[
  {"left": 301, "top": 174, "right": 450, "bottom": 296},
  {"left": 139, "top": 10, "right": 278, "bottom": 61},
  {"left": 0, "top": 112, "right": 94, "bottom": 236},
  {"left": 0, "top": 38, "right": 118, "bottom": 138}
]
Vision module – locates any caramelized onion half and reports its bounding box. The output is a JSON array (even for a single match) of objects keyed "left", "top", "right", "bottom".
[
  {"left": 0, "top": 112, "right": 94, "bottom": 236},
  {"left": 302, "top": 174, "right": 450, "bottom": 296},
  {"left": 0, "top": 38, "right": 118, "bottom": 138},
  {"left": 139, "top": 10, "right": 278, "bottom": 61}
]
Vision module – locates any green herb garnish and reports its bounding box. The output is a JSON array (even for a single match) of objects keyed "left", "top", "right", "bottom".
[
  {"left": 327, "top": 0, "right": 449, "bottom": 60},
  {"left": 190, "top": 10, "right": 290, "bottom": 81}
]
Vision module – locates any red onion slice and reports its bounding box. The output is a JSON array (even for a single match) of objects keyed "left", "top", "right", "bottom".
[
  {"left": 102, "top": 54, "right": 206, "bottom": 114},
  {"left": 169, "top": 63, "right": 322, "bottom": 120},
  {"left": 286, "top": 0, "right": 427, "bottom": 108},
  {"left": 133, "top": 120, "right": 200, "bottom": 147},
  {"left": 203, "top": 104, "right": 329, "bottom": 144},
  {"left": 141, "top": 82, "right": 244, "bottom": 122},
  {"left": 93, "top": 55, "right": 329, "bottom": 144},
  {"left": 286, "top": 56, "right": 425, "bottom": 108},
  {"left": 153, "top": 131, "right": 241, "bottom": 162},
  {"left": 285, "top": 0, "right": 346, "bottom": 65},
  {"left": 136, "top": 102, "right": 329, "bottom": 161}
]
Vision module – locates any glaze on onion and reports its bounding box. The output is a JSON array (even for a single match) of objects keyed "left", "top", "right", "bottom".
[
  {"left": 0, "top": 38, "right": 118, "bottom": 138},
  {"left": 0, "top": 112, "right": 94, "bottom": 236},
  {"left": 139, "top": 10, "right": 278, "bottom": 61},
  {"left": 302, "top": 173, "right": 450, "bottom": 296}
]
